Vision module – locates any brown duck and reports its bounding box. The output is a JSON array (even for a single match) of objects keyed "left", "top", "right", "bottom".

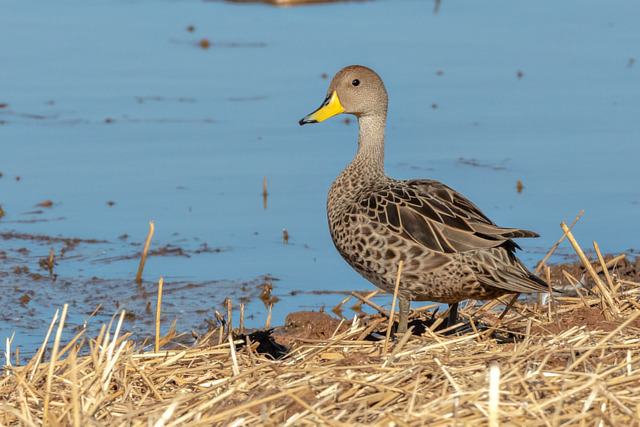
[{"left": 299, "top": 65, "right": 549, "bottom": 333}]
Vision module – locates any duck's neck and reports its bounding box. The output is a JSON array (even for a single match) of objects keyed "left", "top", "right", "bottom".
[{"left": 353, "top": 113, "right": 386, "bottom": 177}]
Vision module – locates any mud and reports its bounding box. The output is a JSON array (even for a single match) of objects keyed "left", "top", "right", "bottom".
[
  {"left": 532, "top": 305, "right": 640, "bottom": 335},
  {"left": 0, "top": 230, "right": 276, "bottom": 360},
  {"left": 456, "top": 157, "right": 510, "bottom": 170},
  {"left": 0, "top": 101, "right": 216, "bottom": 126}
]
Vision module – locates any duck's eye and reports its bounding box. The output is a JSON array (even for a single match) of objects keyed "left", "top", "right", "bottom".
[{"left": 352, "top": 79, "right": 360, "bottom": 87}]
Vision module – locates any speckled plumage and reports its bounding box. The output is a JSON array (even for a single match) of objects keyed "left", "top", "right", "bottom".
[{"left": 300, "top": 65, "right": 549, "bottom": 331}]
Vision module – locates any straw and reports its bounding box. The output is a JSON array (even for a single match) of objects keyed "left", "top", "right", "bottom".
[
  {"left": 48, "top": 247, "right": 54, "bottom": 274},
  {"left": 560, "top": 222, "right": 619, "bottom": 316},
  {"left": 350, "top": 290, "right": 389, "bottom": 317},
  {"left": 593, "top": 241, "right": 616, "bottom": 293},
  {"left": 136, "top": 221, "right": 155, "bottom": 283},
  {"left": 69, "top": 348, "right": 80, "bottom": 427},
  {"left": 239, "top": 303, "right": 245, "bottom": 334},
  {"left": 5, "top": 332, "right": 14, "bottom": 368},
  {"left": 43, "top": 303, "right": 68, "bottom": 426},
  {"left": 561, "top": 270, "right": 590, "bottom": 307},
  {"left": 488, "top": 362, "right": 500, "bottom": 427},
  {"left": 228, "top": 334, "right": 240, "bottom": 377},
  {"left": 155, "top": 277, "right": 163, "bottom": 353},
  {"left": 227, "top": 298, "right": 233, "bottom": 333},
  {"left": 535, "top": 209, "right": 584, "bottom": 275},
  {"left": 265, "top": 304, "right": 273, "bottom": 329}
]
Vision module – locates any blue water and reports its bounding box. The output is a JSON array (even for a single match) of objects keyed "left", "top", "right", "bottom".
[{"left": 1, "top": 0, "right": 639, "bottom": 357}]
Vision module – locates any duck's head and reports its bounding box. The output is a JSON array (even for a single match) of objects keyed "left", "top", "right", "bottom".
[{"left": 299, "top": 65, "right": 388, "bottom": 125}]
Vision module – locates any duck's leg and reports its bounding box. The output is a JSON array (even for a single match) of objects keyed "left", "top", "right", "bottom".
[
  {"left": 447, "top": 302, "right": 459, "bottom": 328},
  {"left": 398, "top": 298, "right": 410, "bottom": 334}
]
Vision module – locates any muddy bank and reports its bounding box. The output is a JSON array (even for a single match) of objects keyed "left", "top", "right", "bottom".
[
  {"left": 196, "top": 253, "right": 640, "bottom": 357},
  {"left": 0, "top": 230, "right": 275, "bottom": 359}
]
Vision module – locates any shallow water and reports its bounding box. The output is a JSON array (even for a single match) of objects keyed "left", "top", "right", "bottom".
[{"left": 1, "top": 0, "right": 639, "bottom": 358}]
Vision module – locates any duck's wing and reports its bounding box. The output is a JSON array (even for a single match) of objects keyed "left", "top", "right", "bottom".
[{"left": 359, "top": 179, "right": 539, "bottom": 254}]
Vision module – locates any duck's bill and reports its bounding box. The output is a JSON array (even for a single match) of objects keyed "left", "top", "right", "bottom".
[{"left": 299, "top": 91, "right": 345, "bottom": 125}]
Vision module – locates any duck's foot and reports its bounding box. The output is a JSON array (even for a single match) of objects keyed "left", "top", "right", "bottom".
[
  {"left": 397, "top": 298, "right": 410, "bottom": 334},
  {"left": 447, "top": 302, "right": 459, "bottom": 328},
  {"left": 432, "top": 302, "right": 464, "bottom": 334}
]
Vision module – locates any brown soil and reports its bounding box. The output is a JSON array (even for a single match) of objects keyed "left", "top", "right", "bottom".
[
  {"left": 534, "top": 305, "right": 640, "bottom": 335},
  {"left": 273, "top": 310, "right": 350, "bottom": 348}
]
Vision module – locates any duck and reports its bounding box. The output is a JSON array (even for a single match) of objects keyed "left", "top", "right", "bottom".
[{"left": 299, "top": 65, "right": 550, "bottom": 334}]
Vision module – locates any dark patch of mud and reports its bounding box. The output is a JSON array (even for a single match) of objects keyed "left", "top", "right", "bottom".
[
  {"left": 456, "top": 157, "right": 510, "bottom": 170},
  {"left": 274, "top": 310, "right": 350, "bottom": 348},
  {"left": 222, "top": 0, "right": 356, "bottom": 6},
  {"left": 395, "top": 162, "right": 435, "bottom": 172},
  {"left": 0, "top": 230, "right": 271, "bottom": 361},
  {"left": 1, "top": 231, "right": 108, "bottom": 255},
  {"left": 0, "top": 101, "right": 215, "bottom": 126},
  {"left": 169, "top": 39, "right": 267, "bottom": 49},
  {"left": 134, "top": 96, "right": 196, "bottom": 104}
]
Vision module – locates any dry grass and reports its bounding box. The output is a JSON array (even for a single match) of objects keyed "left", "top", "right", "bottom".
[{"left": 2, "top": 242, "right": 640, "bottom": 425}]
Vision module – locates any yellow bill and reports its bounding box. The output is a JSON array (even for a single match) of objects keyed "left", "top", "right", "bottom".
[{"left": 299, "top": 91, "right": 345, "bottom": 125}]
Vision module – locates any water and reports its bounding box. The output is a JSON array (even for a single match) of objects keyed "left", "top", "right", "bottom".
[{"left": 1, "top": 0, "right": 639, "bottom": 359}]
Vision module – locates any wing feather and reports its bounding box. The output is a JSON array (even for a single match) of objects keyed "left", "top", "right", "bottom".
[{"left": 358, "top": 179, "right": 540, "bottom": 254}]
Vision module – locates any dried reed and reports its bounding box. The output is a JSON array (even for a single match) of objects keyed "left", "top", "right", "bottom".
[
  {"left": 263, "top": 177, "right": 268, "bottom": 210},
  {"left": 136, "top": 221, "right": 154, "bottom": 283},
  {"left": 155, "top": 277, "right": 163, "bottom": 353},
  {"left": 48, "top": 247, "right": 54, "bottom": 275}
]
